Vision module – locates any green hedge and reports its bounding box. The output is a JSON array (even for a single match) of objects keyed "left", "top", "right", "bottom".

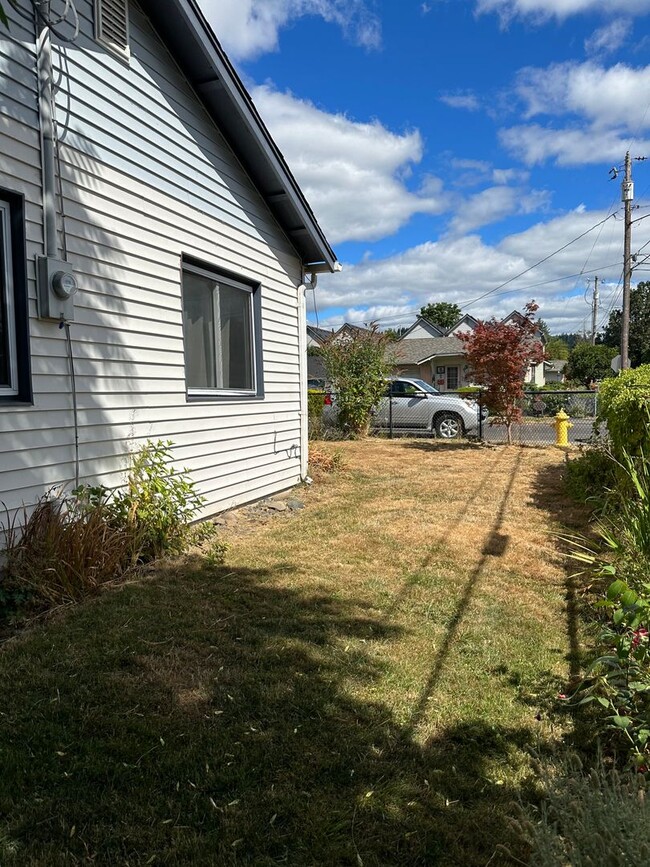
[
  {"left": 599, "top": 365, "right": 650, "bottom": 456},
  {"left": 307, "top": 389, "right": 326, "bottom": 419}
]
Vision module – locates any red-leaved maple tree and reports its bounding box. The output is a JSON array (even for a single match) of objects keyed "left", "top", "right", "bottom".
[{"left": 459, "top": 302, "right": 545, "bottom": 443}]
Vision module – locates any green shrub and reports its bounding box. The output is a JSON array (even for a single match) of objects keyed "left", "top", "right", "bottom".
[
  {"left": 106, "top": 439, "right": 204, "bottom": 563},
  {"left": 563, "top": 448, "right": 650, "bottom": 764},
  {"left": 320, "top": 325, "right": 394, "bottom": 435},
  {"left": 516, "top": 755, "right": 650, "bottom": 866},
  {"left": 565, "top": 446, "right": 619, "bottom": 505},
  {"left": 599, "top": 365, "right": 650, "bottom": 457}
]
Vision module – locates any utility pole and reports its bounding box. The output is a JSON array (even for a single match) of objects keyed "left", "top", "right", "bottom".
[
  {"left": 591, "top": 275, "right": 599, "bottom": 345},
  {"left": 621, "top": 151, "right": 633, "bottom": 369}
]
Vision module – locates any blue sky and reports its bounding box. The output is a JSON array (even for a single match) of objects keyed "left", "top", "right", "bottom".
[{"left": 198, "top": 0, "right": 650, "bottom": 335}]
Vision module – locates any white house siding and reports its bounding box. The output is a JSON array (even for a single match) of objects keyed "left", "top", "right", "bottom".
[
  {"left": 0, "top": 2, "right": 306, "bottom": 518},
  {"left": 402, "top": 321, "right": 441, "bottom": 340}
]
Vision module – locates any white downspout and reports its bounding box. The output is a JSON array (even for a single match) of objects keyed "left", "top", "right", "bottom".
[{"left": 297, "top": 276, "right": 309, "bottom": 480}]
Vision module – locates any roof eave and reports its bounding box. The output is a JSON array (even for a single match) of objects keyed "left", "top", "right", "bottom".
[{"left": 139, "top": 0, "right": 339, "bottom": 273}]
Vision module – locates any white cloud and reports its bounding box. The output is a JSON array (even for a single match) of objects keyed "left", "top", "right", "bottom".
[
  {"left": 476, "top": 0, "right": 650, "bottom": 26},
  {"left": 199, "top": 0, "right": 381, "bottom": 60},
  {"left": 446, "top": 185, "right": 551, "bottom": 236},
  {"left": 499, "top": 123, "right": 650, "bottom": 166},
  {"left": 585, "top": 19, "right": 632, "bottom": 56},
  {"left": 252, "top": 85, "right": 449, "bottom": 243},
  {"left": 315, "top": 206, "right": 648, "bottom": 332},
  {"left": 499, "top": 60, "right": 650, "bottom": 165},
  {"left": 440, "top": 91, "right": 481, "bottom": 111},
  {"left": 515, "top": 61, "right": 650, "bottom": 129}
]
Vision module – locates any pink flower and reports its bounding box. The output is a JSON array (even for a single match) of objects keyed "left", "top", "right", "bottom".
[
  {"left": 632, "top": 628, "right": 649, "bottom": 650},
  {"left": 558, "top": 693, "right": 567, "bottom": 700}
]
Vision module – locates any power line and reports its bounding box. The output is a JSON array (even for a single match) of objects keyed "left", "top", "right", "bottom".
[
  {"left": 317, "top": 260, "right": 622, "bottom": 331},
  {"left": 460, "top": 213, "right": 617, "bottom": 311},
  {"left": 314, "top": 213, "right": 621, "bottom": 330}
]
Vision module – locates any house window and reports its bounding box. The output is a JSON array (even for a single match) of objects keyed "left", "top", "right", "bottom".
[
  {"left": 0, "top": 191, "right": 30, "bottom": 403},
  {"left": 182, "top": 260, "right": 260, "bottom": 397},
  {"left": 446, "top": 366, "right": 459, "bottom": 390},
  {"left": 95, "top": 0, "right": 130, "bottom": 58}
]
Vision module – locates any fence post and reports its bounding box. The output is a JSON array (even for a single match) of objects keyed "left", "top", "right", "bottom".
[
  {"left": 389, "top": 392, "right": 393, "bottom": 439},
  {"left": 478, "top": 391, "right": 483, "bottom": 441}
]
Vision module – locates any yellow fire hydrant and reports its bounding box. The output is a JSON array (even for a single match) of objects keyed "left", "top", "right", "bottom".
[{"left": 554, "top": 409, "right": 573, "bottom": 447}]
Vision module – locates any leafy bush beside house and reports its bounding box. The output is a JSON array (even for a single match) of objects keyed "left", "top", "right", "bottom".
[
  {"left": 320, "top": 324, "right": 394, "bottom": 435},
  {"left": 599, "top": 365, "right": 650, "bottom": 458},
  {"left": 1, "top": 440, "right": 205, "bottom": 619},
  {"left": 566, "top": 343, "right": 616, "bottom": 387}
]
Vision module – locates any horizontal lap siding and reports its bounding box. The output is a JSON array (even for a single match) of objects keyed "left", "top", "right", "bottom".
[{"left": 0, "top": 1, "right": 305, "bottom": 516}]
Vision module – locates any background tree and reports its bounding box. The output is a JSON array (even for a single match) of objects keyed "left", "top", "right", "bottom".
[
  {"left": 459, "top": 301, "right": 544, "bottom": 444},
  {"left": 555, "top": 332, "right": 584, "bottom": 351},
  {"left": 537, "top": 318, "right": 551, "bottom": 341},
  {"left": 419, "top": 302, "right": 461, "bottom": 331},
  {"left": 383, "top": 326, "right": 408, "bottom": 341},
  {"left": 545, "top": 337, "right": 570, "bottom": 360},
  {"left": 321, "top": 324, "right": 394, "bottom": 435},
  {"left": 565, "top": 343, "right": 617, "bottom": 386},
  {"left": 602, "top": 281, "right": 650, "bottom": 368}
]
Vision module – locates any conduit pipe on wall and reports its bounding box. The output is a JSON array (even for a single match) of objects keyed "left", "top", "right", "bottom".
[{"left": 36, "top": 23, "right": 59, "bottom": 259}]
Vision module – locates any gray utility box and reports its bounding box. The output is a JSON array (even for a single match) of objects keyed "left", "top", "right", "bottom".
[{"left": 36, "top": 256, "right": 78, "bottom": 321}]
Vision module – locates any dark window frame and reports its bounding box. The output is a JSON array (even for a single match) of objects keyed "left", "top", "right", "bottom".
[
  {"left": 181, "top": 255, "right": 264, "bottom": 402},
  {"left": 0, "top": 189, "right": 31, "bottom": 405}
]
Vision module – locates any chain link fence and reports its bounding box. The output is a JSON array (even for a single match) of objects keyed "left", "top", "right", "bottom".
[{"left": 311, "top": 387, "right": 599, "bottom": 446}]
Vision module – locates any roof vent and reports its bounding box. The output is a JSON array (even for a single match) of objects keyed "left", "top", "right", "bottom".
[{"left": 95, "top": 0, "right": 130, "bottom": 58}]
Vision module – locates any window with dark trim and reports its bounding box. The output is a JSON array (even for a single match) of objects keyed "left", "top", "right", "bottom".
[
  {"left": 181, "top": 259, "right": 262, "bottom": 398},
  {"left": 0, "top": 190, "right": 30, "bottom": 403}
]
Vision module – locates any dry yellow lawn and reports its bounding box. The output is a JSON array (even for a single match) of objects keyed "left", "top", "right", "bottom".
[{"left": 0, "top": 438, "right": 587, "bottom": 866}]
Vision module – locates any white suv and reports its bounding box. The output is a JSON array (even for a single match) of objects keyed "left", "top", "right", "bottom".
[{"left": 324, "top": 377, "right": 486, "bottom": 438}]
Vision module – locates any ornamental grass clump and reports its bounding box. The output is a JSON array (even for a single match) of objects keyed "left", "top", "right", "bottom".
[
  {"left": 1, "top": 440, "right": 205, "bottom": 615},
  {"left": 3, "top": 494, "right": 131, "bottom": 608}
]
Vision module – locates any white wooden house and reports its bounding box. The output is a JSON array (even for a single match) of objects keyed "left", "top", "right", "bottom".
[{"left": 0, "top": 0, "right": 339, "bottom": 520}]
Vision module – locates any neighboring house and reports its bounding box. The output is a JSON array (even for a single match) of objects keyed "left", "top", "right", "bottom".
[
  {"left": 446, "top": 314, "right": 479, "bottom": 337},
  {"left": 0, "top": 0, "right": 338, "bottom": 521},
  {"left": 391, "top": 311, "right": 546, "bottom": 391},
  {"left": 392, "top": 336, "right": 468, "bottom": 391},
  {"left": 306, "top": 325, "right": 333, "bottom": 349},
  {"left": 331, "top": 323, "right": 372, "bottom": 343},
  {"left": 544, "top": 359, "right": 568, "bottom": 384},
  {"left": 400, "top": 317, "right": 445, "bottom": 340}
]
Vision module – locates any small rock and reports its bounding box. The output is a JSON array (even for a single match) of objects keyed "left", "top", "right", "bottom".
[
  {"left": 267, "top": 501, "right": 288, "bottom": 512},
  {"left": 286, "top": 499, "right": 305, "bottom": 511}
]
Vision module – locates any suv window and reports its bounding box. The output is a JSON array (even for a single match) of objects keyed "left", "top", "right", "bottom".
[{"left": 389, "top": 380, "right": 421, "bottom": 397}]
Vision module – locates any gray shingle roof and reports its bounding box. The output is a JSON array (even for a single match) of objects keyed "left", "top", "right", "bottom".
[
  {"left": 390, "top": 336, "right": 465, "bottom": 365},
  {"left": 307, "top": 326, "right": 333, "bottom": 344}
]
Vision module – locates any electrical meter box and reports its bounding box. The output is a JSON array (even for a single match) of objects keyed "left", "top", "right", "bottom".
[{"left": 36, "top": 256, "right": 78, "bottom": 321}]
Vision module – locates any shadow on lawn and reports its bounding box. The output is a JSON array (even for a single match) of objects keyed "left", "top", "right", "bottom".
[
  {"left": 528, "top": 460, "right": 604, "bottom": 756},
  {"left": 0, "top": 557, "right": 542, "bottom": 866}
]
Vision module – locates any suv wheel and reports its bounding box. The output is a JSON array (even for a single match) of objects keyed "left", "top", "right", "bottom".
[{"left": 435, "top": 412, "right": 463, "bottom": 439}]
